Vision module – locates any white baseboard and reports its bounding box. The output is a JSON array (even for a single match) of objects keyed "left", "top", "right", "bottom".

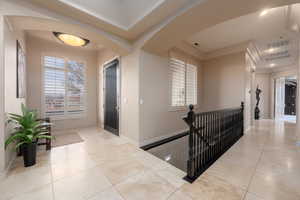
[
  {"left": 139, "top": 129, "right": 188, "bottom": 147},
  {"left": 120, "top": 135, "right": 139, "bottom": 147},
  {"left": 0, "top": 153, "right": 16, "bottom": 181}
]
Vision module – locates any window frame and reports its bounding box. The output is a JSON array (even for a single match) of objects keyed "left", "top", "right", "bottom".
[
  {"left": 169, "top": 57, "right": 198, "bottom": 112},
  {"left": 41, "top": 53, "right": 87, "bottom": 120}
]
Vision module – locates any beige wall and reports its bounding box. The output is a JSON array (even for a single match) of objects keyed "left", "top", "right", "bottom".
[
  {"left": 26, "top": 36, "right": 98, "bottom": 131},
  {"left": 0, "top": 15, "right": 5, "bottom": 175},
  {"left": 139, "top": 50, "right": 202, "bottom": 145},
  {"left": 120, "top": 50, "right": 140, "bottom": 143},
  {"left": 202, "top": 52, "right": 246, "bottom": 111},
  {"left": 96, "top": 49, "right": 203, "bottom": 145},
  {"left": 96, "top": 48, "right": 140, "bottom": 144},
  {"left": 1, "top": 20, "right": 26, "bottom": 173},
  {"left": 255, "top": 73, "right": 271, "bottom": 119}
]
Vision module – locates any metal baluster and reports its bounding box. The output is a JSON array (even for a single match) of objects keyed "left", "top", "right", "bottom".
[{"left": 183, "top": 102, "right": 244, "bottom": 182}]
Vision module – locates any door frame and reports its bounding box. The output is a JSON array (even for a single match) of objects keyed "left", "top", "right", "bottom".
[
  {"left": 270, "top": 72, "right": 298, "bottom": 120},
  {"left": 102, "top": 57, "right": 121, "bottom": 135}
]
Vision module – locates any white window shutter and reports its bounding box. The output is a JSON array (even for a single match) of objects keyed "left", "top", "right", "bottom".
[
  {"left": 186, "top": 64, "right": 197, "bottom": 105},
  {"left": 43, "top": 56, "right": 86, "bottom": 118},
  {"left": 170, "top": 58, "right": 186, "bottom": 106},
  {"left": 44, "top": 56, "right": 66, "bottom": 117},
  {"left": 66, "top": 61, "right": 86, "bottom": 116},
  {"left": 170, "top": 57, "right": 198, "bottom": 107}
]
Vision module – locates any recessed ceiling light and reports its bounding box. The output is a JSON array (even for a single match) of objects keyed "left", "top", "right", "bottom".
[
  {"left": 194, "top": 42, "right": 199, "bottom": 46},
  {"left": 260, "top": 9, "right": 269, "bottom": 17},
  {"left": 53, "top": 32, "right": 89, "bottom": 47},
  {"left": 270, "top": 63, "right": 275, "bottom": 67}
]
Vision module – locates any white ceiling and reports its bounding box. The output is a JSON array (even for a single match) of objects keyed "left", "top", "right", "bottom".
[
  {"left": 254, "top": 35, "right": 299, "bottom": 69},
  {"left": 187, "top": 4, "right": 300, "bottom": 69},
  {"left": 187, "top": 6, "right": 289, "bottom": 52},
  {"left": 57, "top": 0, "right": 166, "bottom": 30}
]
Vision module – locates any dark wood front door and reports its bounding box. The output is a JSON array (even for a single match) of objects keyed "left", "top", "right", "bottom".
[
  {"left": 104, "top": 59, "right": 119, "bottom": 135},
  {"left": 285, "top": 82, "right": 297, "bottom": 116}
]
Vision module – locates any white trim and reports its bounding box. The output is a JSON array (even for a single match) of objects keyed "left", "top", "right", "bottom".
[
  {"left": 270, "top": 71, "right": 298, "bottom": 120},
  {"left": 57, "top": 0, "right": 166, "bottom": 31},
  {"left": 203, "top": 41, "right": 249, "bottom": 60},
  {"left": 0, "top": 153, "right": 16, "bottom": 181},
  {"left": 41, "top": 53, "right": 87, "bottom": 120},
  {"left": 0, "top": 15, "right": 6, "bottom": 174}
]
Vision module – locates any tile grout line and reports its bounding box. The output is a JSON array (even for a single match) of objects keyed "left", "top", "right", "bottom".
[
  {"left": 166, "top": 188, "right": 181, "bottom": 200},
  {"left": 49, "top": 157, "right": 56, "bottom": 200},
  {"left": 242, "top": 127, "right": 269, "bottom": 200}
]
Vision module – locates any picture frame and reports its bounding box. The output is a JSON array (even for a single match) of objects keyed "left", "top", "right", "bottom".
[{"left": 16, "top": 40, "right": 26, "bottom": 98}]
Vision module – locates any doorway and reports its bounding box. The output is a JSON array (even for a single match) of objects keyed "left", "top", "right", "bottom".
[
  {"left": 103, "top": 59, "right": 119, "bottom": 135},
  {"left": 274, "top": 76, "right": 297, "bottom": 122}
]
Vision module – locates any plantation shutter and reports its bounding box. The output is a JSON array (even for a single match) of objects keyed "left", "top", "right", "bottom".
[
  {"left": 66, "top": 60, "right": 85, "bottom": 116},
  {"left": 170, "top": 58, "right": 186, "bottom": 106},
  {"left": 169, "top": 52, "right": 198, "bottom": 107},
  {"left": 44, "top": 56, "right": 66, "bottom": 117},
  {"left": 43, "top": 56, "right": 86, "bottom": 118},
  {"left": 186, "top": 63, "right": 197, "bottom": 105}
]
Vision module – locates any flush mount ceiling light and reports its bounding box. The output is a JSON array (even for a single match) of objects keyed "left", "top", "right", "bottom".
[
  {"left": 260, "top": 9, "right": 269, "bottom": 17},
  {"left": 270, "top": 63, "right": 275, "bottom": 67},
  {"left": 265, "top": 48, "right": 277, "bottom": 54},
  {"left": 53, "top": 32, "right": 89, "bottom": 47}
]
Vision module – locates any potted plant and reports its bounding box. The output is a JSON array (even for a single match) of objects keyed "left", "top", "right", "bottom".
[{"left": 5, "top": 104, "right": 52, "bottom": 167}]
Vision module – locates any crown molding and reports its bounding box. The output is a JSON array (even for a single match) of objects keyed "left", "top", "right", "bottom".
[{"left": 203, "top": 41, "right": 250, "bottom": 60}]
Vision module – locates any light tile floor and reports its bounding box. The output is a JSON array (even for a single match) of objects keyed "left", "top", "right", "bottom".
[{"left": 0, "top": 120, "right": 300, "bottom": 200}]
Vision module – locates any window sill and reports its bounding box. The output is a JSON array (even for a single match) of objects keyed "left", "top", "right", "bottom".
[{"left": 48, "top": 115, "right": 86, "bottom": 121}]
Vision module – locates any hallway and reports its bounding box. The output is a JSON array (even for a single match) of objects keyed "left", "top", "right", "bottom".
[
  {"left": 0, "top": 120, "right": 299, "bottom": 200},
  {"left": 204, "top": 120, "right": 300, "bottom": 200}
]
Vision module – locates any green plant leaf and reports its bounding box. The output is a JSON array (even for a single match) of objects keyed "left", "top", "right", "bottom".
[
  {"left": 35, "top": 135, "right": 53, "bottom": 140},
  {"left": 5, "top": 133, "right": 29, "bottom": 149},
  {"left": 5, "top": 103, "right": 50, "bottom": 150}
]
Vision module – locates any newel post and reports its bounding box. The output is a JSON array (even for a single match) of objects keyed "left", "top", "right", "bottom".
[
  {"left": 187, "top": 105, "right": 195, "bottom": 126},
  {"left": 185, "top": 104, "right": 195, "bottom": 180},
  {"left": 241, "top": 102, "right": 244, "bottom": 135}
]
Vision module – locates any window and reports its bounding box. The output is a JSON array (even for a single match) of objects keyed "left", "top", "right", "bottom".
[
  {"left": 43, "top": 56, "right": 86, "bottom": 119},
  {"left": 170, "top": 57, "right": 197, "bottom": 107}
]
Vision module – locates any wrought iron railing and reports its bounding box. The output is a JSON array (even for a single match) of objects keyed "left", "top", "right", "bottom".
[{"left": 183, "top": 102, "right": 244, "bottom": 182}]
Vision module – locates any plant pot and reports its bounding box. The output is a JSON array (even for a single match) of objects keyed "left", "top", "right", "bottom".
[{"left": 22, "top": 143, "right": 37, "bottom": 167}]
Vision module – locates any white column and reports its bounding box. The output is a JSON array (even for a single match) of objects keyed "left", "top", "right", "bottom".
[
  {"left": 296, "top": 41, "right": 300, "bottom": 130},
  {"left": 251, "top": 70, "right": 256, "bottom": 126},
  {"left": 0, "top": 14, "right": 5, "bottom": 176}
]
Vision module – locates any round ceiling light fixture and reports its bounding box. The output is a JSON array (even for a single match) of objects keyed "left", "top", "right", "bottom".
[
  {"left": 53, "top": 32, "right": 90, "bottom": 47},
  {"left": 265, "top": 48, "right": 276, "bottom": 53},
  {"left": 260, "top": 9, "right": 269, "bottom": 17}
]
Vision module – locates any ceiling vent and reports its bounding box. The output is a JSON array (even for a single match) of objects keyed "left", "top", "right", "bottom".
[
  {"left": 267, "top": 40, "right": 289, "bottom": 49},
  {"left": 265, "top": 50, "right": 290, "bottom": 61},
  {"left": 264, "top": 39, "right": 291, "bottom": 61}
]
